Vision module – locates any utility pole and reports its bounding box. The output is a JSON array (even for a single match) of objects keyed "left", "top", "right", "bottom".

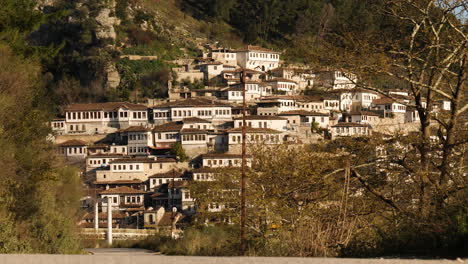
[
  {"left": 240, "top": 70, "right": 247, "bottom": 254},
  {"left": 171, "top": 169, "right": 176, "bottom": 238},
  {"left": 107, "top": 197, "right": 113, "bottom": 245},
  {"left": 94, "top": 199, "right": 99, "bottom": 232}
]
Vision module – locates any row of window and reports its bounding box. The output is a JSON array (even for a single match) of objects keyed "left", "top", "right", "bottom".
[
  {"left": 69, "top": 124, "right": 86, "bottom": 131},
  {"left": 249, "top": 52, "right": 279, "bottom": 59},
  {"left": 113, "top": 164, "right": 140, "bottom": 171},
  {"left": 129, "top": 147, "right": 147, "bottom": 153},
  {"left": 206, "top": 159, "right": 240, "bottom": 166},
  {"left": 236, "top": 121, "right": 269, "bottom": 128},
  {"left": 157, "top": 133, "right": 178, "bottom": 140},
  {"left": 194, "top": 173, "right": 213, "bottom": 180},
  {"left": 231, "top": 134, "right": 280, "bottom": 143},
  {"left": 67, "top": 111, "right": 147, "bottom": 120},
  {"left": 52, "top": 122, "right": 64, "bottom": 128},
  {"left": 129, "top": 134, "right": 148, "bottom": 141},
  {"left": 334, "top": 127, "right": 368, "bottom": 134},
  {"left": 277, "top": 83, "right": 296, "bottom": 89},
  {"left": 88, "top": 159, "right": 109, "bottom": 165},
  {"left": 182, "top": 134, "right": 206, "bottom": 141},
  {"left": 61, "top": 147, "right": 86, "bottom": 155},
  {"left": 154, "top": 112, "right": 170, "bottom": 118},
  {"left": 325, "top": 101, "right": 339, "bottom": 108},
  {"left": 299, "top": 104, "right": 323, "bottom": 110}
]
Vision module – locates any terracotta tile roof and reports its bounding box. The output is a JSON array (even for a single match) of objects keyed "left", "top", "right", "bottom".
[
  {"left": 153, "top": 122, "right": 183, "bottom": 132},
  {"left": 201, "top": 153, "right": 252, "bottom": 159},
  {"left": 87, "top": 153, "right": 128, "bottom": 158},
  {"left": 227, "top": 127, "right": 283, "bottom": 134},
  {"left": 168, "top": 180, "right": 190, "bottom": 189},
  {"left": 99, "top": 186, "right": 146, "bottom": 195},
  {"left": 373, "top": 98, "right": 396, "bottom": 105},
  {"left": 121, "top": 126, "right": 151, "bottom": 132},
  {"left": 279, "top": 110, "right": 329, "bottom": 116},
  {"left": 155, "top": 98, "right": 232, "bottom": 108},
  {"left": 182, "top": 117, "right": 211, "bottom": 123},
  {"left": 109, "top": 157, "right": 176, "bottom": 164},
  {"left": 94, "top": 180, "right": 143, "bottom": 185},
  {"left": 348, "top": 111, "right": 381, "bottom": 116},
  {"left": 233, "top": 115, "right": 286, "bottom": 121},
  {"left": 87, "top": 144, "right": 110, "bottom": 149},
  {"left": 149, "top": 171, "right": 185, "bottom": 179},
  {"left": 110, "top": 157, "right": 156, "bottom": 164},
  {"left": 58, "top": 139, "right": 87, "bottom": 147},
  {"left": 65, "top": 102, "right": 147, "bottom": 111},
  {"left": 180, "top": 128, "right": 209, "bottom": 134},
  {"left": 158, "top": 212, "right": 185, "bottom": 226},
  {"left": 235, "top": 45, "right": 279, "bottom": 53},
  {"left": 332, "top": 122, "right": 371, "bottom": 128}
]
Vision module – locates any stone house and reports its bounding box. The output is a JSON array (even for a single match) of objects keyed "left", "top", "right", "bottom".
[{"left": 235, "top": 45, "right": 280, "bottom": 72}]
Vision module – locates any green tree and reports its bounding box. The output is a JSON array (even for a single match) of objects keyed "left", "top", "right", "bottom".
[
  {"left": 170, "top": 143, "right": 188, "bottom": 162},
  {"left": 0, "top": 44, "right": 82, "bottom": 253}
]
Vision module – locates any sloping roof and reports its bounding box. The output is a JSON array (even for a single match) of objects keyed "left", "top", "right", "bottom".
[
  {"left": 332, "top": 122, "right": 371, "bottom": 128},
  {"left": 109, "top": 157, "right": 177, "bottom": 164},
  {"left": 94, "top": 180, "right": 143, "bottom": 185},
  {"left": 65, "top": 102, "right": 147, "bottom": 111},
  {"left": 180, "top": 128, "right": 209, "bottom": 134},
  {"left": 202, "top": 153, "right": 246, "bottom": 159},
  {"left": 58, "top": 139, "right": 87, "bottom": 147},
  {"left": 348, "top": 111, "right": 381, "bottom": 117},
  {"left": 87, "top": 153, "right": 128, "bottom": 158},
  {"left": 121, "top": 126, "right": 151, "bottom": 133},
  {"left": 99, "top": 186, "right": 146, "bottom": 195},
  {"left": 155, "top": 98, "right": 232, "bottom": 108},
  {"left": 373, "top": 98, "right": 396, "bottom": 105},
  {"left": 168, "top": 180, "right": 190, "bottom": 189},
  {"left": 235, "top": 45, "right": 279, "bottom": 53},
  {"left": 182, "top": 117, "right": 211, "bottom": 123},
  {"left": 233, "top": 115, "right": 286, "bottom": 121},
  {"left": 153, "top": 122, "right": 183, "bottom": 132},
  {"left": 227, "top": 127, "right": 283, "bottom": 134},
  {"left": 149, "top": 171, "right": 185, "bottom": 179},
  {"left": 279, "top": 110, "right": 329, "bottom": 116},
  {"left": 87, "top": 144, "right": 110, "bottom": 149}
]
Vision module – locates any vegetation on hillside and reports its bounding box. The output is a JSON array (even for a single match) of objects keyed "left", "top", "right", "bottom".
[{"left": 0, "top": 0, "right": 83, "bottom": 253}]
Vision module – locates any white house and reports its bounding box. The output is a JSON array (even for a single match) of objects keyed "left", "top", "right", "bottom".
[
  {"left": 267, "top": 78, "right": 298, "bottom": 94},
  {"left": 148, "top": 170, "right": 186, "bottom": 190},
  {"left": 57, "top": 139, "right": 88, "bottom": 160},
  {"left": 152, "top": 98, "right": 232, "bottom": 124},
  {"left": 372, "top": 97, "right": 407, "bottom": 121},
  {"left": 64, "top": 102, "right": 148, "bottom": 135},
  {"left": 278, "top": 110, "right": 330, "bottom": 129},
  {"left": 235, "top": 45, "right": 280, "bottom": 72},
  {"left": 331, "top": 122, "right": 371, "bottom": 137},
  {"left": 225, "top": 81, "right": 272, "bottom": 102},
  {"left": 95, "top": 157, "right": 178, "bottom": 182},
  {"left": 209, "top": 48, "right": 237, "bottom": 67},
  {"left": 347, "top": 111, "right": 381, "bottom": 126},
  {"left": 233, "top": 115, "right": 288, "bottom": 131},
  {"left": 201, "top": 153, "right": 252, "bottom": 168},
  {"left": 314, "top": 70, "right": 357, "bottom": 90},
  {"left": 99, "top": 186, "right": 146, "bottom": 212},
  {"left": 50, "top": 118, "right": 66, "bottom": 135},
  {"left": 120, "top": 126, "right": 153, "bottom": 156},
  {"left": 227, "top": 127, "right": 285, "bottom": 153},
  {"left": 256, "top": 96, "right": 298, "bottom": 116},
  {"left": 199, "top": 62, "right": 224, "bottom": 81}
]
